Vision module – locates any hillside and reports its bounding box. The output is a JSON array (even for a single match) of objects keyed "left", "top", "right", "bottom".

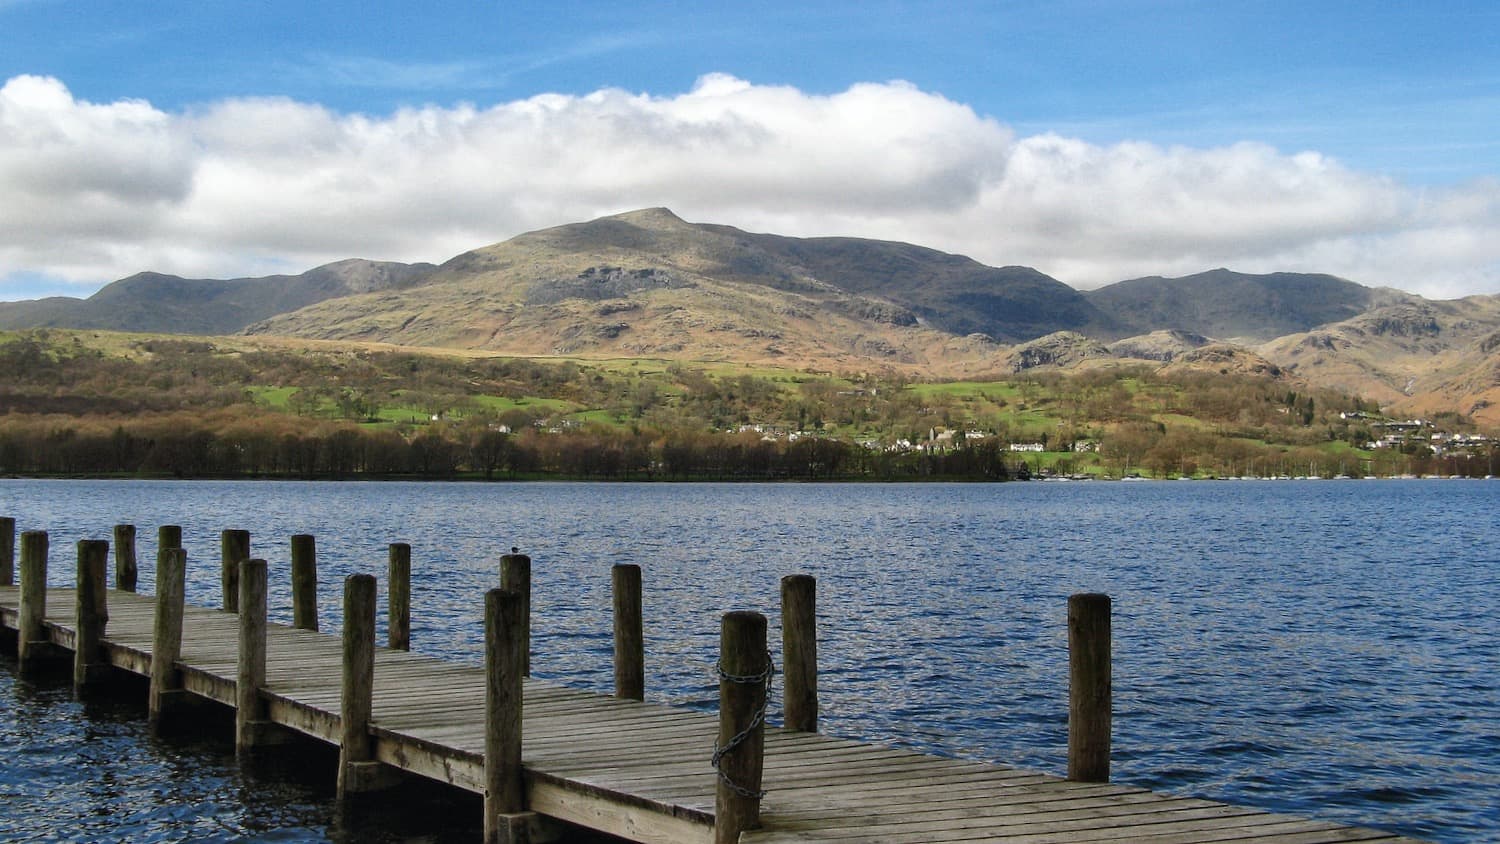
[
  {"left": 4, "top": 207, "right": 1500, "bottom": 421},
  {"left": 1257, "top": 296, "right": 1500, "bottom": 425},
  {"left": 0, "top": 259, "right": 436, "bottom": 334},
  {"left": 1083, "top": 269, "right": 1413, "bottom": 342}
]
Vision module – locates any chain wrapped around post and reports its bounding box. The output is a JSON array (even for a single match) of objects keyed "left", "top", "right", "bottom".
[{"left": 711, "top": 650, "right": 775, "bottom": 799}]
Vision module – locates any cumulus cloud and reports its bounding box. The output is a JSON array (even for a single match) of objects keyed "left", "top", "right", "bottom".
[{"left": 1, "top": 72, "right": 1497, "bottom": 300}]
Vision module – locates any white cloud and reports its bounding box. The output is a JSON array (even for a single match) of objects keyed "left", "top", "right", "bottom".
[{"left": 2, "top": 73, "right": 1497, "bottom": 301}]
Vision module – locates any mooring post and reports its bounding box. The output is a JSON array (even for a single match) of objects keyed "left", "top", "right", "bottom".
[
  {"left": 236, "top": 558, "right": 270, "bottom": 756},
  {"left": 1068, "top": 592, "right": 1112, "bottom": 783},
  {"left": 149, "top": 547, "right": 187, "bottom": 731},
  {"left": 484, "top": 587, "right": 532, "bottom": 844},
  {"left": 221, "top": 529, "right": 250, "bottom": 613},
  {"left": 781, "top": 574, "right": 818, "bottom": 732},
  {"left": 158, "top": 524, "right": 182, "bottom": 553},
  {"left": 113, "top": 524, "right": 137, "bottom": 592},
  {"left": 612, "top": 563, "right": 644, "bottom": 701},
  {"left": 1, "top": 516, "right": 15, "bottom": 586},
  {"left": 388, "top": 543, "right": 411, "bottom": 651},
  {"left": 338, "top": 573, "right": 396, "bottom": 796},
  {"left": 290, "top": 534, "right": 319, "bottom": 631},
  {"left": 715, "top": 611, "right": 769, "bottom": 844},
  {"left": 499, "top": 549, "right": 531, "bottom": 677},
  {"left": 74, "top": 539, "right": 111, "bottom": 695},
  {"left": 17, "top": 530, "right": 51, "bottom": 673}
]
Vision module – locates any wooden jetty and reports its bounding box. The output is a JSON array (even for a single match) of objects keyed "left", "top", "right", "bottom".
[{"left": 0, "top": 521, "right": 1425, "bottom": 843}]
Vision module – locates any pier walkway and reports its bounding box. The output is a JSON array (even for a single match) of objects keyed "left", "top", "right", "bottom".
[{"left": 0, "top": 584, "right": 1422, "bottom": 843}]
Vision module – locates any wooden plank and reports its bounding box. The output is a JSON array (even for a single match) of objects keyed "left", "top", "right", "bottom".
[{"left": 0, "top": 589, "right": 1431, "bottom": 844}]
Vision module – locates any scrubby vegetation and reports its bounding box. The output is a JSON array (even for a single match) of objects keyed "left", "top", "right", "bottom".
[{"left": 1, "top": 329, "right": 1492, "bottom": 480}]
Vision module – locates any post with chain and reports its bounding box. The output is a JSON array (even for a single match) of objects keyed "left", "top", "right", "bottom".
[
  {"left": 388, "top": 543, "right": 411, "bottom": 651},
  {"left": 612, "top": 563, "right": 644, "bottom": 700},
  {"left": 17, "top": 530, "right": 53, "bottom": 674},
  {"left": 500, "top": 549, "right": 531, "bottom": 677},
  {"left": 1068, "top": 592, "right": 1112, "bottom": 783},
  {"left": 236, "top": 558, "right": 272, "bottom": 756},
  {"left": 781, "top": 574, "right": 818, "bottom": 732},
  {"left": 484, "top": 588, "right": 533, "bottom": 843},
  {"left": 1, "top": 516, "right": 16, "bottom": 586},
  {"left": 113, "top": 524, "right": 137, "bottom": 592},
  {"left": 149, "top": 547, "right": 187, "bottom": 731},
  {"left": 74, "top": 539, "right": 111, "bottom": 695},
  {"left": 291, "top": 534, "right": 319, "bottom": 631},
  {"left": 221, "top": 529, "right": 250, "bottom": 613},
  {"left": 714, "top": 611, "right": 769, "bottom": 844}
]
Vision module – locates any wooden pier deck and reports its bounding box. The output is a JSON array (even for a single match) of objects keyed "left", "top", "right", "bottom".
[{"left": 0, "top": 584, "right": 1423, "bottom": 844}]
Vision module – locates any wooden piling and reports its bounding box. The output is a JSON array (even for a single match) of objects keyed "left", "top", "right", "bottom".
[
  {"left": 236, "top": 558, "right": 269, "bottom": 756},
  {"left": 17, "top": 530, "right": 50, "bottom": 673},
  {"left": 1068, "top": 592, "right": 1112, "bottom": 783},
  {"left": 500, "top": 549, "right": 531, "bottom": 677},
  {"left": 484, "top": 587, "right": 529, "bottom": 843},
  {"left": 290, "top": 534, "right": 318, "bottom": 632},
  {"left": 612, "top": 563, "right": 644, "bottom": 701},
  {"left": 337, "top": 573, "right": 394, "bottom": 796},
  {"left": 388, "top": 543, "right": 411, "bottom": 651},
  {"left": 148, "top": 547, "right": 187, "bottom": 730},
  {"left": 158, "top": 524, "right": 182, "bottom": 551},
  {"left": 781, "top": 574, "right": 818, "bottom": 732},
  {"left": 73, "top": 539, "right": 111, "bottom": 694},
  {"left": 221, "top": 529, "right": 250, "bottom": 613},
  {"left": 113, "top": 524, "right": 137, "bottom": 592},
  {"left": 0, "top": 516, "right": 14, "bottom": 586},
  {"left": 715, "top": 610, "right": 768, "bottom": 844}
]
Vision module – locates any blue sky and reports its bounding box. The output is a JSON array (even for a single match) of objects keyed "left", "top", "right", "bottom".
[{"left": 2, "top": 0, "right": 1498, "bottom": 299}]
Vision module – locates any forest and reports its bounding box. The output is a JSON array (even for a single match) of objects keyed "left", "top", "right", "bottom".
[{"left": 1, "top": 329, "right": 1493, "bottom": 480}]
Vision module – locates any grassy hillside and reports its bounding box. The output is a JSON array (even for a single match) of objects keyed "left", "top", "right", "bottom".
[{"left": 6, "top": 328, "right": 1489, "bottom": 480}]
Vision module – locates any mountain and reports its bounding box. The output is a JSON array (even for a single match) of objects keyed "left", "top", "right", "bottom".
[
  {"left": 1084, "top": 269, "right": 1413, "bottom": 342},
  {"left": 1257, "top": 296, "right": 1500, "bottom": 424},
  {"left": 247, "top": 208, "right": 1028, "bottom": 370},
  {"left": 0, "top": 259, "right": 437, "bottom": 334},
  {"left": 4, "top": 207, "right": 1499, "bottom": 422}
]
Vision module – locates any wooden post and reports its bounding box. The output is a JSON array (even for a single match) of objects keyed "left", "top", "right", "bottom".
[
  {"left": 1068, "top": 592, "right": 1112, "bottom": 783},
  {"left": 500, "top": 549, "right": 530, "bottom": 676},
  {"left": 0, "top": 516, "right": 14, "bottom": 586},
  {"left": 149, "top": 547, "right": 187, "bottom": 730},
  {"left": 158, "top": 524, "right": 182, "bottom": 551},
  {"left": 388, "top": 543, "right": 411, "bottom": 651},
  {"left": 612, "top": 564, "right": 644, "bottom": 701},
  {"left": 221, "top": 529, "right": 250, "bottom": 613},
  {"left": 715, "top": 611, "right": 768, "bottom": 844},
  {"left": 338, "top": 573, "right": 392, "bottom": 797},
  {"left": 113, "top": 524, "right": 137, "bottom": 592},
  {"left": 17, "top": 530, "right": 50, "bottom": 673},
  {"left": 236, "top": 558, "right": 269, "bottom": 756},
  {"left": 484, "top": 588, "right": 530, "bottom": 843},
  {"left": 74, "top": 539, "right": 111, "bottom": 694},
  {"left": 291, "top": 534, "right": 318, "bottom": 631},
  {"left": 781, "top": 574, "right": 818, "bottom": 732}
]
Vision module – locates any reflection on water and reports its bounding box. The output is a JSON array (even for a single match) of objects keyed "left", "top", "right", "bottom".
[{"left": 1, "top": 478, "right": 1497, "bottom": 842}]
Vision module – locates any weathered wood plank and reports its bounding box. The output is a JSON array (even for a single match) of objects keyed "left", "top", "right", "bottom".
[{"left": 0, "top": 587, "right": 1429, "bottom": 844}]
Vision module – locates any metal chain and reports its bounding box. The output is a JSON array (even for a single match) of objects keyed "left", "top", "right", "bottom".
[{"left": 711, "top": 650, "right": 775, "bottom": 799}]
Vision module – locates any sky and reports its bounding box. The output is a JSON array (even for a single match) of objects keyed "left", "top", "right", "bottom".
[{"left": 2, "top": 0, "right": 1499, "bottom": 302}]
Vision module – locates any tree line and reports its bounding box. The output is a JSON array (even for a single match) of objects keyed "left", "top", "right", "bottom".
[{"left": 0, "top": 412, "right": 1022, "bottom": 481}]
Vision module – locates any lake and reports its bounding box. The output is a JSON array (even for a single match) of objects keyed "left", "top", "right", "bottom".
[{"left": 1, "top": 478, "right": 1496, "bottom": 842}]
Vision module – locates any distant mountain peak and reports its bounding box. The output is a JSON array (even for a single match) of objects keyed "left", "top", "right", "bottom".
[{"left": 607, "top": 207, "right": 688, "bottom": 228}]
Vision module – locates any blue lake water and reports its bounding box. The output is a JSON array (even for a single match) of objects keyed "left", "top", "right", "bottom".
[{"left": 1, "top": 478, "right": 1496, "bottom": 842}]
